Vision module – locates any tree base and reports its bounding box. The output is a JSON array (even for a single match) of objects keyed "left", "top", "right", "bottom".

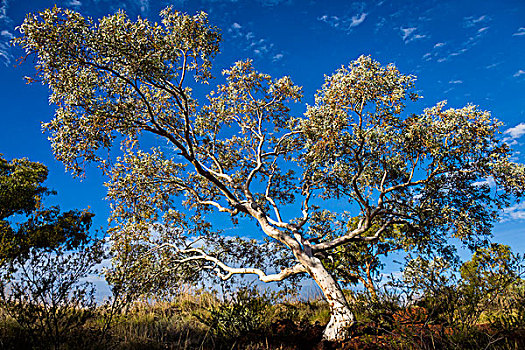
[{"left": 322, "top": 310, "right": 355, "bottom": 341}]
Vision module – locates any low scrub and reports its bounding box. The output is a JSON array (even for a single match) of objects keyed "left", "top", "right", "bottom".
[{"left": 1, "top": 282, "right": 525, "bottom": 349}]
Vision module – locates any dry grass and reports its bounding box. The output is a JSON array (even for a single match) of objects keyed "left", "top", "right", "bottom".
[{"left": 1, "top": 287, "right": 525, "bottom": 349}]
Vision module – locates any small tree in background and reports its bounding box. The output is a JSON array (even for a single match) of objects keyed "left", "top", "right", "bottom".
[
  {"left": 1, "top": 154, "right": 94, "bottom": 266},
  {"left": 459, "top": 243, "right": 524, "bottom": 323},
  {"left": 0, "top": 154, "right": 103, "bottom": 348},
  {"left": 398, "top": 245, "right": 524, "bottom": 348},
  {"left": 0, "top": 241, "right": 103, "bottom": 349},
  {"left": 15, "top": 7, "right": 525, "bottom": 340}
]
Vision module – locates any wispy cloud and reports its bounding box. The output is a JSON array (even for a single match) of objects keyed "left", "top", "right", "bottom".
[
  {"left": 1, "top": 29, "right": 12, "bottom": 39},
  {"left": 486, "top": 62, "right": 501, "bottom": 69},
  {"left": 0, "top": 46, "right": 9, "bottom": 64},
  {"left": 0, "top": 0, "right": 7, "bottom": 22},
  {"left": 422, "top": 42, "right": 447, "bottom": 61},
  {"left": 477, "top": 26, "right": 489, "bottom": 33},
  {"left": 227, "top": 21, "right": 283, "bottom": 61},
  {"left": 349, "top": 13, "right": 367, "bottom": 28},
  {"left": 228, "top": 22, "right": 243, "bottom": 37},
  {"left": 318, "top": 15, "right": 338, "bottom": 27},
  {"left": 448, "top": 80, "right": 463, "bottom": 84},
  {"left": 400, "top": 27, "right": 415, "bottom": 40},
  {"left": 65, "top": 0, "right": 82, "bottom": 7},
  {"left": 513, "top": 69, "right": 525, "bottom": 78},
  {"left": 374, "top": 17, "right": 386, "bottom": 33},
  {"left": 513, "top": 27, "right": 525, "bottom": 36},
  {"left": 136, "top": 0, "right": 149, "bottom": 14},
  {"left": 400, "top": 26, "right": 427, "bottom": 43},
  {"left": 318, "top": 12, "right": 368, "bottom": 33},
  {"left": 0, "top": 0, "right": 12, "bottom": 66},
  {"left": 272, "top": 53, "right": 283, "bottom": 62},
  {"left": 464, "top": 14, "right": 488, "bottom": 28},
  {"left": 431, "top": 15, "right": 490, "bottom": 63}
]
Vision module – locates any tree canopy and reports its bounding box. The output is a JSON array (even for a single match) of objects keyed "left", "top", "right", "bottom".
[
  {"left": 15, "top": 6, "right": 525, "bottom": 340},
  {"left": 0, "top": 154, "right": 93, "bottom": 266}
]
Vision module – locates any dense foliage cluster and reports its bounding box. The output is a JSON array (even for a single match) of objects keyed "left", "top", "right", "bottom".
[{"left": 1, "top": 155, "right": 94, "bottom": 265}]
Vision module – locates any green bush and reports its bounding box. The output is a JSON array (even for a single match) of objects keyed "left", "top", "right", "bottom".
[{"left": 197, "top": 286, "right": 272, "bottom": 341}]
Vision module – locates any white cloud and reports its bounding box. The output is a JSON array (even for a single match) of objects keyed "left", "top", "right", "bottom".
[
  {"left": 472, "top": 176, "right": 495, "bottom": 188},
  {"left": 477, "top": 26, "right": 489, "bottom": 33},
  {"left": 66, "top": 0, "right": 82, "bottom": 6},
  {"left": 429, "top": 15, "right": 490, "bottom": 63},
  {"left": 0, "top": 48, "right": 8, "bottom": 62},
  {"left": 1, "top": 29, "right": 12, "bottom": 39},
  {"left": 226, "top": 21, "right": 280, "bottom": 61},
  {"left": 349, "top": 13, "right": 367, "bottom": 28},
  {"left": 228, "top": 22, "right": 243, "bottom": 38},
  {"left": 401, "top": 27, "right": 416, "bottom": 41},
  {"left": 318, "top": 12, "right": 368, "bottom": 33},
  {"left": 473, "top": 176, "right": 496, "bottom": 188},
  {"left": 374, "top": 17, "right": 386, "bottom": 33},
  {"left": 502, "top": 202, "right": 525, "bottom": 222},
  {"left": 400, "top": 27, "right": 426, "bottom": 43},
  {"left": 0, "top": 0, "right": 11, "bottom": 67},
  {"left": 139, "top": 0, "right": 149, "bottom": 13},
  {"left": 272, "top": 53, "right": 283, "bottom": 62},
  {"left": 513, "top": 69, "right": 525, "bottom": 78},
  {"left": 513, "top": 27, "right": 525, "bottom": 36},
  {"left": 504, "top": 123, "right": 525, "bottom": 139},
  {"left": 0, "top": 0, "right": 7, "bottom": 22},
  {"left": 436, "top": 46, "right": 469, "bottom": 63},
  {"left": 450, "top": 48, "right": 467, "bottom": 56},
  {"left": 486, "top": 62, "right": 501, "bottom": 69},
  {"left": 448, "top": 80, "right": 463, "bottom": 84},
  {"left": 464, "top": 14, "right": 488, "bottom": 27},
  {"left": 473, "top": 15, "right": 487, "bottom": 22},
  {"left": 318, "top": 15, "right": 334, "bottom": 27}
]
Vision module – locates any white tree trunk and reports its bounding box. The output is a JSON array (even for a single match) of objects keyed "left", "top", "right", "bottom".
[
  {"left": 302, "top": 256, "right": 355, "bottom": 341},
  {"left": 254, "top": 213, "right": 355, "bottom": 341}
]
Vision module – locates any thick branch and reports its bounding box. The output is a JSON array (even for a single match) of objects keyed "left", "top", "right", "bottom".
[{"left": 153, "top": 244, "right": 306, "bottom": 282}]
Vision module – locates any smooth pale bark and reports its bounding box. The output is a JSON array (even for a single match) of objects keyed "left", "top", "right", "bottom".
[
  {"left": 253, "top": 209, "right": 355, "bottom": 341},
  {"left": 301, "top": 255, "right": 356, "bottom": 341}
]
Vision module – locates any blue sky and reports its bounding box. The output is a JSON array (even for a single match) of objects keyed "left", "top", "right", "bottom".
[{"left": 0, "top": 0, "right": 524, "bottom": 256}]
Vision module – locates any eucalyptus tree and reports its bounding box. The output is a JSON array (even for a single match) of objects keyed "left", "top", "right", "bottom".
[{"left": 16, "top": 7, "right": 525, "bottom": 340}]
